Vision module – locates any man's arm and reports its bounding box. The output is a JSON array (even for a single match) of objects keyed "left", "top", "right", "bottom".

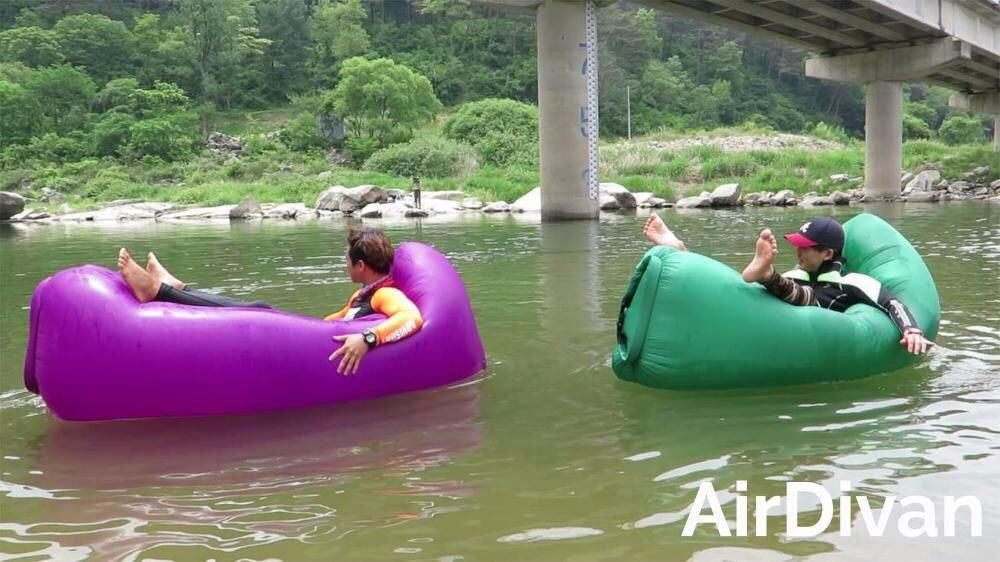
[
  {"left": 760, "top": 269, "right": 816, "bottom": 306},
  {"left": 370, "top": 287, "right": 423, "bottom": 344},
  {"left": 876, "top": 287, "right": 920, "bottom": 335}
]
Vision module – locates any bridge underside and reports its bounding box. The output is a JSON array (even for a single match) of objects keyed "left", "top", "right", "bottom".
[
  {"left": 482, "top": 0, "right": 1000, "bottom": 216},
  {"left": 637, "top": 0, "right": 999, "bottom": 94}
]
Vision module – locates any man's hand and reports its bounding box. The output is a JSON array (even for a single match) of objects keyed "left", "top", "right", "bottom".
[
  {"left": 329, "top": 333, "right": 369, "bottom": 375},
  {"left": 899, "top": 328, "right": 932, "bottom": 355}
]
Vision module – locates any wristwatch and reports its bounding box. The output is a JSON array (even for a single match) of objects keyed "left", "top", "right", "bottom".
[{"left": 362, "top": 330, "right": 378, "bottom": 348}]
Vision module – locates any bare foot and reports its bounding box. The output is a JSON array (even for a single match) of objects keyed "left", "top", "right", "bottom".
[
  {"left": 742, "top": 229, "right": 778, "bottom": 283},
  {"left": 146, "top": 252, "right": 185, "bottom": 289},
  {"left": 118, "top": 248, "right": 160, "bottom": 303},
  {"left": 643, "top": 214, "right": 687, "bottom": 251}
]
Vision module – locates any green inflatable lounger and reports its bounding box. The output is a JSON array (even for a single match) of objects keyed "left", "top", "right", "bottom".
[{"left": 612, "top": 213, "right": 940, "bottom": 389}]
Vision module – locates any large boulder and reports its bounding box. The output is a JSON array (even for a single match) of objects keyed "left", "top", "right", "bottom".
[
  {"left": 206, "top": 132, "right": 245, "bottom": 155},
  {"left": 900, "top": 171, "right": 914, "bottom": 188},
  {"left": 10, "top": 208, "right": 50, "bottom": 221},
  {"left": 709, "top": 183, "right": 741, "bottom": 207},
  {"left": 58, "top": 202, "right": 173, "bottom": 222},
  {"left": 315, "top": 186, "right": 348, "bottom": 210},
  {"left": 422, "top": 198, "right": 463, "bottom": 214},
  {"left": 599, "top": 193, "right": 621, "bottom": 210},
  {"left": 510, "top": 187, "right": 541, "bottom": 212},
  {"left": 339, "top": 185, "right": 385, "bottom": 213},
  {"left": 830, "top": 190, "right": 851, "bottom": 205},
  {"left": 675, "top": 195, "right": 711, "bottom": 209},
  {"left": 385, "top": 188, "right": 406, "bottom": 201},
  {"left": 359, "top": 203, "right": 383, "bottom": 218},
  {"left": 632, "top": 192, "right": 655, "bottom": 207},
  {"left": 908, "top": 191, "right": 940, "bottom": 203},
  {"left": 903, "top": 170, "right": 940, "bottom": 194},
  {"left": 743, "top": 192, "right": 764, "bottom": 206},
  {"left": 0, "top": 192, "right": 26, "bottom": 220},
  {"left": 947, "top": 180, "right": 972, "bottom": 194},
  {"left": 482, "top": 201, "right": 511, "bottom": 213},
  {"left": 599, "top": 182, "right": 637, "bottom": 209},
  {"left": 422, "top": 190, "right": 467, "bottom": 201},
  {"left": 801, "top": 195, "right": 834, "bottom": 206},
  {"left": 405, "top": 208, "right": 430, "bottom": 218},
  {"left": 159, "top": 205, "right": 237, "bottom": 221},
  {"left": 461, "top": 198, "right": 484, "bottom": 210},
  {"left": 770, "top": 189, "right": 796, "bottom": 206},
  {"left": 964, "top": 166, "right": 989, "bottom": 179},
  {"left": 230, "top": 195, "right": 262, "bottom": 219},
  {"left": 264, "top": 203, "right": 311, "bottom": 220},
  {"left": 647, "top": 197, "right": 669, "bottom": 208}
]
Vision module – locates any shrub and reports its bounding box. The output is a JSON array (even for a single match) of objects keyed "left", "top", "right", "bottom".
[
  {"left": 279, "top": 112, "right": 330, "bottom": 152},
  {"left": 364, "top": 136, "right": 478, "bottom": 178},
  {"left": 808, "top": 121, "right": 851, "bottom": 144},
  {"left": 20, "top": 133, "right": 91, "bottom": 163},
  {"left": 345, "top": 137, "right": 380, "bottom": 167},
  {"left": 938, "top": 115, "right": 985, "bottom": 145},
  {"left": 443, "top": 98, "right": 538, "bottom": 145},
  {"left": 93, "top": 112, "right": 136, "bottom": 157},
  {"left": 444, "top": 98, "right": 538, "bottom": 166},
  {"left": 125, "top": 115, "right": 197, "bottom": 161},
  {"left": 476, "top": 130, "right": 538, "bottom": 167},
  {"left": 902, "top": 113, "right": 932, "bottom": 141}
]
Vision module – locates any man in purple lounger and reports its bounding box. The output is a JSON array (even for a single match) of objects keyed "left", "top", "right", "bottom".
[{"left": 116, "top": 227, "right": 422, "bottom": 374}]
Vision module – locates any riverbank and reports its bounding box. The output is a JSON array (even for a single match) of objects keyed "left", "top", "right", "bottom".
[{"left": 1, "top": 128, "right": 998, "bottom": 223}]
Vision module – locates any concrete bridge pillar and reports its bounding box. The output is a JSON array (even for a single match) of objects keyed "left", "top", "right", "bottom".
[
  {"left": 807, "top": 39, "right": 972, "bottom": 198},
  {"left": 536, "top": 0, "right": 599, "bottom": 220},
  {"left": 995, "top": 115, "right": 999, "bottom": 152},
  {"left": 865, "top": 81, "right": 904, "bottom": 198}
]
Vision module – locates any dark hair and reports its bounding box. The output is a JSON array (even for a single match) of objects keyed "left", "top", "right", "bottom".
[{"left": 347, "top": 227, "right": 394, "bottom": 274}]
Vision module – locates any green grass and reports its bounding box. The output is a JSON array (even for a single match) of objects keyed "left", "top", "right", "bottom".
[{"left": 6, "top": 116, "right": 995, "bottom": 212}]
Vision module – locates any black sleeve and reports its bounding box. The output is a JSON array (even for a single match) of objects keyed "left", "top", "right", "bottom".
[{"left": 876, "top": 287, "right": 920, "bottom": 335}]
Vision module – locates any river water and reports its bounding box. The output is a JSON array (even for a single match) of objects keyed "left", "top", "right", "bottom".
[{"left": 0, "top": 203, "right": 997, "bottom": 561}]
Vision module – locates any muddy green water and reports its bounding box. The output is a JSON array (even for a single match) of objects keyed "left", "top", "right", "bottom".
[{"left": 0, "top": 203, "right": 997, "bottom": 561}]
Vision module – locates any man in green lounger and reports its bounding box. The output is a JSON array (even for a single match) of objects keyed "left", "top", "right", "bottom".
[{"left": 643, "top": 214, "right": 932, "bottom": 355}]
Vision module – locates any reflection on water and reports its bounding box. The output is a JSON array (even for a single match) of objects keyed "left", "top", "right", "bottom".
[{"left": 1, "top": 204, "right": 998, "bottom": 560}]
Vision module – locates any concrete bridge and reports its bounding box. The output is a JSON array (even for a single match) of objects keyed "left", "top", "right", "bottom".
[{"left": 485, "top": 0, "right": 1000, "bottom": 219}]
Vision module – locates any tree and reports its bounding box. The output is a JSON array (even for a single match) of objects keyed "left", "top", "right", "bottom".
[
  {"left": 0, "top": 26, "right": 64, "bottom": 67},
  {"left": 938, "top": 115, "right": 985, "bottom": 145},
  {"left": 23, "top": 65, "right": 96, "bottom": 132},
  {"left": 131, "top": 14, "right": 199, "bottom": 95},
  {"left": 257, "top": 0, "right": 309, "bottom": 100},
  {"left": 0, "top": 80, "right": 41, "bottom": 144},
  {"left": 323, "top": 57, "right": 441, "bottom": 143},
  {"left": 308, "top": 0, "right": 370, "bottom": 87},
  {"left": 53, "top": 14, "right": 134, "bottom": 84},
  {"left": 177, "top": 0, "right": 268, "bottom": 108},
  {"left": 95, "top": 78, "right": 140, "bottom": 113},
  {"left": 902, "top": 113, "right": 932, "bottom": 140}
]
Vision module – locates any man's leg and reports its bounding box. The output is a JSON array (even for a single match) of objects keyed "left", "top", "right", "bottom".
[
  {"left": 742, "top": 229, "right": 778, "bottom": 283},
  {"left": 155, "top": 284, "right": 273, "bottom": 309},
  {"left": 118, "top": 248, "right": 160, "bottom": 302},
  {"left": 119, "top": 248, "right": 271, "bottom": 308},
  {"left": 643, "top": 214, "right": 687, "bottom": 251},
  {"left": 146, "top": 252, "right": 185, "bottom": 290}
]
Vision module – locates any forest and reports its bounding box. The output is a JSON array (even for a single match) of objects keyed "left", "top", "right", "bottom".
[{"left": 1, "top": 0, "right": 994, "bottom": 206}]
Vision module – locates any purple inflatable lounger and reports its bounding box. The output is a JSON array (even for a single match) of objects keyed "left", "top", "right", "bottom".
[{"left": 23, "top": 242, "right": 487, "bottom": 421}]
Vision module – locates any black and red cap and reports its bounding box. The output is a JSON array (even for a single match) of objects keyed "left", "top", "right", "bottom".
[{"left": 784, "top": 216, "right": 844, "bottom": 251}]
